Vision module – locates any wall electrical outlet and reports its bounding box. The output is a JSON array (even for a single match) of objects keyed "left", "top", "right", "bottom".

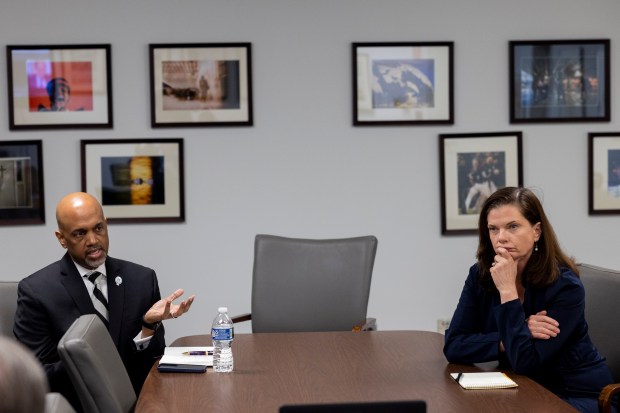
[{"left": 437, "top": 318, "right": 451, "bottom": 334}]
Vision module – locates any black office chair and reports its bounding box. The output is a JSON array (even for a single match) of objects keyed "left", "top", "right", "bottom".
[
  {"left": 232, "top": 234, "right": 378, "bottom": 333},
  {"left": 579, "top": 263, "right": 620, "bottom": 413},
  {"left": 57, "top": 315, "right": 136, "bottom": 413},
  {"left": 280, "top": 400, "right": 426, "bottom": 413}
]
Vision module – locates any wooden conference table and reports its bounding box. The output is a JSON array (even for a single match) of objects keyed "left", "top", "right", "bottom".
[{"left": 136, "top": 330, "right": 576, "bottom": 413}]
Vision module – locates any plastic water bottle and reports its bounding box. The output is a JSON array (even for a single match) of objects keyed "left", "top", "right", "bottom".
[{"left": 211, "top": 307, "right": 234, "bottom": 372}]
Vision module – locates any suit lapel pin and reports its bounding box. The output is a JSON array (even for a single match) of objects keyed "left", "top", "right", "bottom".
[{"left": 115, "top": 276, "right": 123, "bottom": 286}]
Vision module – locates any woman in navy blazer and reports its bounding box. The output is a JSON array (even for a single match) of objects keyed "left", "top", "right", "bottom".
[{"left": 444, "top": 187, "right": 613, "bottom": 413}]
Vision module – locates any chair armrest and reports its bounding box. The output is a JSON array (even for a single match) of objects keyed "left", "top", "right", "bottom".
[
  {"left": 231, "top": 313, "right": 252, "bottom": 324},
  {"left": 599, "top": 383, "right": 620, "bottom": 413},
  {"left": 352, "top": 317, "right": 377, "bottom": 332}
]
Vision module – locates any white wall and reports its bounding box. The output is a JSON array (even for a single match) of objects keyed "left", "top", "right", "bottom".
[{"left": 1, "top": 0, "right": 619, "bottom": 342}]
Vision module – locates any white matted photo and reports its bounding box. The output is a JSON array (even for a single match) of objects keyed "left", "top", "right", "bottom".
[
  {"left": 439, "top": 132, "right": 523, "bottom": 235},
  {"left": 353, "top": 42, "right": 454, "bottom": 125},
  {"left": 81, "top": 138, "right": 184, "bottom": 223},
  {"left": 149, "top": 43, "right": 252, "bottom": 127},
  {"left": 7, "top": 44, "right": 112, "bottom": 130},
  {"left": 589, "top": 133, "right": 620, "bottom": 215}
]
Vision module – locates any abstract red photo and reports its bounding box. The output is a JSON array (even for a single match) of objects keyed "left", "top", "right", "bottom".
[{"left": 27, "top": 61, "right": 93, "bottom": 112}]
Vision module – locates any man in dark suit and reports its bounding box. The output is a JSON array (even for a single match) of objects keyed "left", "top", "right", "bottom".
[{"left": 14, "top": 192, "right": 195, "bottom": 411}]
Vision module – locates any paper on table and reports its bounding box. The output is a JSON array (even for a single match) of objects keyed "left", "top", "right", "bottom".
[
  {"left": 159, "top": 346, "right": 214, "bottom": 367},
  {"left": 450, "top": 372, "right": 518, "bottom": 390}
]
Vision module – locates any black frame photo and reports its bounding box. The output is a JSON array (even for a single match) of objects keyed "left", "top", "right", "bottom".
[
  {"left": 0, "top": 140, "right": 45, "bottom": 225},
  {"left": 509, "top": 39, "right": 610, "bottom": 123},
  {"left": 6, "top": 44, "right": 113, "bottom": 130},
  {"left": 81, "top": 138, "right": 185, "bottom": 223},
  {"left": 352, "top": 42, "right": 454, "bottom": 126},
  {"left": 589, "top": 132, "right": 620, "bottom": 215},
  {"left": 149, "top": 43, "right": 253, "bottom": 127},
  {"left": 439, "top": 132, "right": 523, "bottom": 235}
]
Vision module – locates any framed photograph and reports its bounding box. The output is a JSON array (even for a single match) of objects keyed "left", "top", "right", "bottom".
[
  {"left": 81, "top": 138, "right": 185, "bottom": 223},
  {"left": 352, "top": 42, "right": 454, "bottom": 126},
  {"left": 149, "top": 43, "right": 253, "bottom": 127},
  {"left": 0, "top": 140, "right": 45, "bottom": 225},
  {"left": 6, "top": 44, "right": 112, "bottom": 130},
  {"left": 509, "top": 39, "right": 610, "bottom": 123},
  {"left": 439, "top": 132, "right": 523, "bottom": 235},
  {"left": 589, "top": 133, "right": 620, "bottom": 215}
]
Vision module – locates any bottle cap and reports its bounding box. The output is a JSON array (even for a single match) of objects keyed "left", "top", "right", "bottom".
[{"left": 218, "top": 306, "right": 228, "bottom": 313}]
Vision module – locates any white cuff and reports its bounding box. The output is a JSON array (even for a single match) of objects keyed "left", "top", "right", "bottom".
[{"left": 134, "top": 331, "right": 153, "bottom": 351}]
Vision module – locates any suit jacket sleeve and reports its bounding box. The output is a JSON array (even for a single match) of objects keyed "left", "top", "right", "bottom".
[
  {"left": 443, "top": 265, "right": 502, "bottom": 364},
  {"left": 14, "top": 279, "right": 62, "bottom": 376},
  {"left": 14, "top": 266, "right": 83, "bottom": 396},
  {"left": 495, "top": 270, "right": 585, "bottom": 374},
  {"left": 108, "top": 259, "right": 166, "bottom": 393}
]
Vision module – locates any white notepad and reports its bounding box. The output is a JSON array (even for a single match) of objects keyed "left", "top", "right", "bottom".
[
  {"left": 450, "top": 372, "right": 518, "bottom": 389},
  {"left": 158, "top": 346, "right": 214, "bottom": 367}
]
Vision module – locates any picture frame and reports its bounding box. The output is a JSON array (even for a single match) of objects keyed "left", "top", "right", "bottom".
[
  {"left": 81, "top": 138, "right": 185, "bottom": 223},
  {"left": 352, "top": 42, "right": 454, "bottom": 126},
  {"left": 149, "top": 43, "right": 253, "bottom": 127},
  {"left": 588, "top": 132, "right": 620, "bottom": 215},
  {"left": 0, "top": 140, "right": 45, "bottom": 225},
  {"left": 509, "top": 39, "right": 610, "bottom": 123},
  {"left": 439, "top": 132, "right": 523, "bottom": 235},
  {"left": 6, "top": 44, "right": 112, "bottom": 130}
]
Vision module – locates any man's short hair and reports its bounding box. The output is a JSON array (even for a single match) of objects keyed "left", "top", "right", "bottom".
[{"left": 46, "top": 77, "right": 70, "bottom": 97}]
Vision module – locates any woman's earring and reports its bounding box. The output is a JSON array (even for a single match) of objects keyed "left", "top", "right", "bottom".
[{"left": 534, "top": 242, "right": 538, "bottom": 252}]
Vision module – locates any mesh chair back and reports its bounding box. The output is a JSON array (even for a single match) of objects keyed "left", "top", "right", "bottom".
[
  {"left": 579, "top": 263, "right": 620, "bottom": 381},
  {"left": 251, "top": 234, "right": 377, "bottom": 333},
  {"left": 0, "top": 281, "right": 18, "bottom": 337}
]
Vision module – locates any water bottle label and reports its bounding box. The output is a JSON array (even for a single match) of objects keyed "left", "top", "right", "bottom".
[{"left": 212, "top": 327, "right": 233, "bottom": 341}]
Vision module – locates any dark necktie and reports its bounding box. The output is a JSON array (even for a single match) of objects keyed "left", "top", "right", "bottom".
[{"left": 87, "top": 271, "right": 109, "bottom": 323}]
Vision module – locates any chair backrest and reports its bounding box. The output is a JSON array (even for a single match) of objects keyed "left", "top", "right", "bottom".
[
  {"left": 57, "top": 315, "right": 136, "bottom": 413},
  {"left": 0, "top": 281, "right": 18, "bottom": 337},
  {"left": 45, "top": 393, "right": 77, "bottom": 413},
  {"left": 251, "top": 234, "right": 378, "bottom": 333},
  {"left": 578, "top": 263, "right": 620, "bottom": 382}
]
